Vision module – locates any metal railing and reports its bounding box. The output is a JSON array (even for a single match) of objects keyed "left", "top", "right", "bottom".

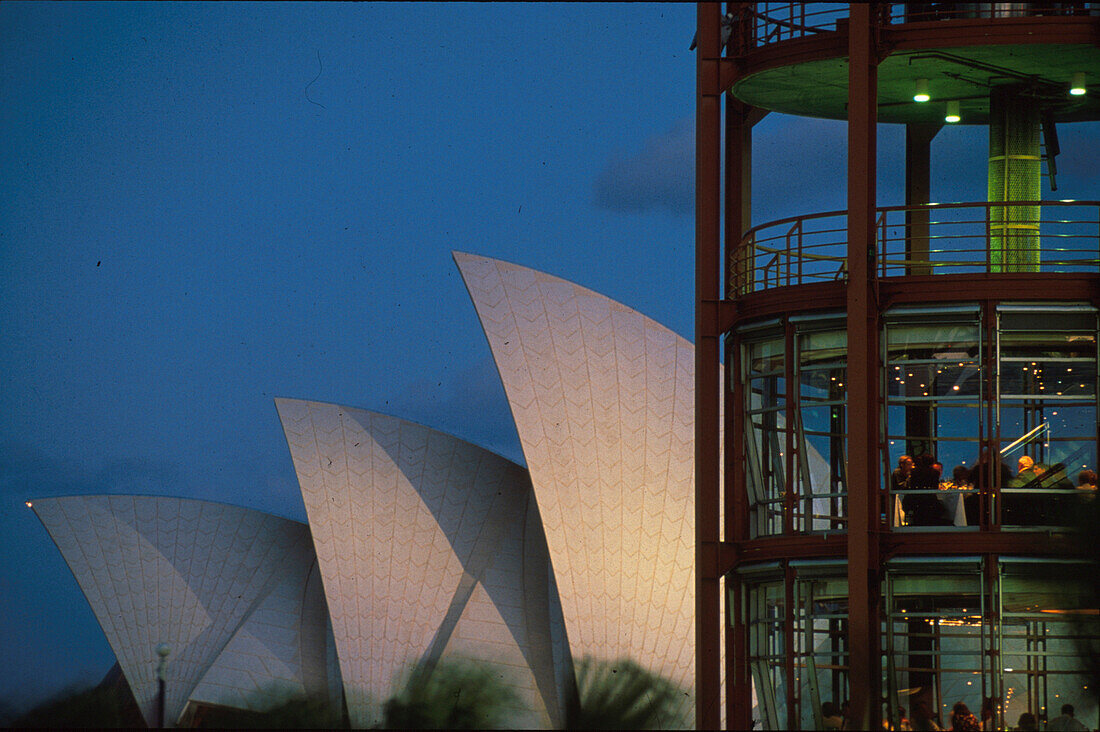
[
  {"left": 736, "top": 2, "right": 1096, "bottom": 52},
  {"left": 729, "top": 200, "right": 1100, "bottom": 295}
]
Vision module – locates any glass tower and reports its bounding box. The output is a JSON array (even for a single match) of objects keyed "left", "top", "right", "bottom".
[{"left": 695, "top": 4, "right": 1100, "bottom": 729}]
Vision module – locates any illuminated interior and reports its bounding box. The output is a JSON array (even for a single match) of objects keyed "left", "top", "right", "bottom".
[
  {"left": 736, "top": 558, "right": 1100, "bottom": 730},
  {"left": 737, "top": 304, "right": 1098, "bottom": 536}
]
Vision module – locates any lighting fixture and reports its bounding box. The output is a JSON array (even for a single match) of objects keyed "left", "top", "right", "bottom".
[
  {"left": 945, "top": 100, "right": 960, "bottom": 123},
  {"left": 1070, "top": 71, "right": 1086, "bottom": 96},
  {"left": 913, "top": 78, "right": 930, "bottom": 103}
]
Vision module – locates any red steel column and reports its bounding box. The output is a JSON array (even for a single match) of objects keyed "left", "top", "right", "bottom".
[
  {"left": 725, "top": 95, "right": 753, "bottom": 731},
  {"left": 845, "top": 3, "right": 883, "bottom": 730},
  {"left": 695, "top": 3, "right": 723, "bottom": 729}
]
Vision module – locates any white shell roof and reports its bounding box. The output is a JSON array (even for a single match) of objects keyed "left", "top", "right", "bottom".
[
  {"left": 455, "top": 252, "right": 698, "bottom": 726},
  {"left": 32, "top": 494, "right": 338, "bottom": 727},
  {"left": 275, "top": 398, "right": 571, "bottom": 728}
]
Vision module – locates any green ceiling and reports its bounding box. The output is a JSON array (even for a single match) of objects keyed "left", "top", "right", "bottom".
[{"left": 731, "top": 44, "right": 1100, "bottom": 124}]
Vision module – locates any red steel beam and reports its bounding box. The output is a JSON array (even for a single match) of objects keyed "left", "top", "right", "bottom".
[
  {"left": 724, "top": 96, "right": 753, "bottom": 730},
  {"left": 845, "top": 4, "right": 883, "bottom": 730},
  {"left": 695, "top": 3, "right": 723, "bottom": 729},
  {"left": 721, "top": 275, "right": 1099, "bottom": 325}
]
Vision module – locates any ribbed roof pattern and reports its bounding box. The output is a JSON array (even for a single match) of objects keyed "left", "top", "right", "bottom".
[
  {"left": 32, "top": 495, "right": 335, "bottom": 727},
  {"left": 455, "top": 252, "right": 697, "bottom": 726},
  {"left": 275, "top": 398, "right": 571, "bottom": 728}
]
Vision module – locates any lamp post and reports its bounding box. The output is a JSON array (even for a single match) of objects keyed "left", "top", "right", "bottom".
[{"left": 155, "top": 643, "right": 171, "bottom": 728}]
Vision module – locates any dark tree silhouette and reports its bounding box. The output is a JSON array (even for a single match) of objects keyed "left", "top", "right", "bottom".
[
  {"left": 7, "top": 676, "right": 143, "bottom": 729},
  {"left": 190, "top": 691, "right": 345, "bottom": 729},
  {"left": 568, "top": 656, "right": 690, "bottom": 730},
  {"left": 381, "top": 658, "right": 522, "bottom": 729}
]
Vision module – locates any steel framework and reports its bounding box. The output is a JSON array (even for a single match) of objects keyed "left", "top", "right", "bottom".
[{"left": 695, "top": 3, "right": 1100, "bottom": 729}]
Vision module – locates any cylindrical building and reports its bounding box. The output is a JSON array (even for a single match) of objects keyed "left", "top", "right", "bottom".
[{"left": 695, "top": 3, "right": 1100, "bottom": 730}]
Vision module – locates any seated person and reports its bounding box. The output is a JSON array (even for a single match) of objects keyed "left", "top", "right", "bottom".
[
  {"left": 1057, "top": 469, "right": 1100, "bottom": 529},
  {"left": 1004, "top": 455, "right": 1044, "bottom": 525},
  {"left": 1015, "top": 455, "right": 1042, "bottom": 484},
  {"left": 891, "top": 455, "right": 913, "bottom": 493},
  {"left": 1077, "top": 469, "right": 1097, "bottom": 502},
  {"left": 968, "top": 451, "right": 1012, "bottom": 492},
  {"left": 903, "top": 454, "right": 950, "bottom": 525}
]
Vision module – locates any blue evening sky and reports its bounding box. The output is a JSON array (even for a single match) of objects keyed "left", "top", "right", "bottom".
[{"left": 1, "top": 2, "right": 1097, "bottom": 712}]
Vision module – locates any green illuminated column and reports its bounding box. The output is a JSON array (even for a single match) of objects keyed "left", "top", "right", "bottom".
[{"left": 988, "top": 86, "right": 1041, "bottom": 272}]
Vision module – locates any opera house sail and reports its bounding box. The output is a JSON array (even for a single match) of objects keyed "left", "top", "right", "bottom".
[
  {"left": 31, "top": 257, "right": 725, "bottom": 729},
  {"left": 275, "top": 399, "right": 572, "bottom": 728},
  {"left": 31, "top": 495, "right": 340, "bottom": 727},
  {"left": 456, "top": 252, "right": 700, "bottom": 726}
]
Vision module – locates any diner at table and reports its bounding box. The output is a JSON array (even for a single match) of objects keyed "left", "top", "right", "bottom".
[{"left": 894, "top": 453, "right": 1095, "bottom": 528}]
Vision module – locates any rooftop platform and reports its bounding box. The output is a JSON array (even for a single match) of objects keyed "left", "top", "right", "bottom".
[{"left": 725, "top": 3, "right": 1100, "bottom": 123}]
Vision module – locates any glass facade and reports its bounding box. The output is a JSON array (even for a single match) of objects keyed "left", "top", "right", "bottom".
[
  {"left": 885, "top": 307, "right": 983, "bottom": 530},
  {"left": 741, "top": 317, "right": 848, "bottom": 537},
  {"left": 737, "top": 558, "right": 1100, "bottom": 731},
  {"left": 997, "top": 307, "right": 1099, "bottom": 528},
  {"left": 738, "top": 304, "right": 1099, "bottom": 536}
]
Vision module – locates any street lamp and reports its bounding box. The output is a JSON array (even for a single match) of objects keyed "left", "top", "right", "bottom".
[{"left": 155, "top": 643, "right": 171, "bottom": 728}]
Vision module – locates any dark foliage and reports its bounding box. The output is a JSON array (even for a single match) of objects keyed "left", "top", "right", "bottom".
[
  {"left": 191, "top": 692, "right": 345, "bottom": 729},
  {"left": 567, "top": 656, "right": 690, "bottom": 730},
  {"left": 7, "top": 681, "right": 144, "bottom": 729},
  {"left": 380, "top": 658, "right": 521, "bottom": 730}
]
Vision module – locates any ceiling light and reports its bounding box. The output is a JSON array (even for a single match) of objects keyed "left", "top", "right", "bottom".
[
  {"left": 945, "top": 100, "right": 960, "bottom": 123},
  {"left": 1070, "top": 72, "right": 1086, "bottom": 96},
  {"left": 914, "top": 78, "right": 930, "bottom": 103}
]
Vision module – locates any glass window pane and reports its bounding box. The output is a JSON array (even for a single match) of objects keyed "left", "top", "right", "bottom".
[
  {"left": 751, "top": 338, "right": 786, "bottom": 374},
  {"left": 800, "top": 330, "right": 847, "bottom": 365},
  {"left": 746, "top": 337, "right": 788, "bottom": 537},
  {"left": 887, "top": 362, "right": 980, "bottom": 398},
  {"left": 999, "top": 359, "right": 1096, "bottom": 397},
  {"left": 800, "top": 367, "right": 846, "bottom": 403},
  {"left": 887, "top": 324, "right": 979, "bottom": 361}
]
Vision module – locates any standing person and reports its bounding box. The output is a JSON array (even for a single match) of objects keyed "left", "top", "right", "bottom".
[
  {"left": 979, "top": 698, "right": 995, "bottom": 731},
  {"left": 949, "top": 702, "right": 981, "bottom": 732},
  {"left": 1047, "top": 704, "right": 1087, "bottom": 731},
  {"left": 911, "top": 700, "right": 944, "bottom": 731},
  {"left": 1015, "top": 712, "right": 1038, "bottom": 731},
  {"left": 821, "top": 701, "right": 844, "bottom": 730}
]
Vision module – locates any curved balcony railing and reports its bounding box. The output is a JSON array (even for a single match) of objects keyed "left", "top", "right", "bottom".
[
  {"left": 728, "top": 200, "right": 1100, "bottom": 295},
  {"left": 734, "top": 2, "right": 1094, "bottom": 53}
]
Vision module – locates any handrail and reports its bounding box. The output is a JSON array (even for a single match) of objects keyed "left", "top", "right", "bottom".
[
  {"left": 728, "top": 200, "right": 1100, "bottom": 296},
  {"left": 739, "top": 1, "right": 1091, "bottom": 50},
  {"left": 739, "top": 2, "right": 1093, "bottom": 51}
]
